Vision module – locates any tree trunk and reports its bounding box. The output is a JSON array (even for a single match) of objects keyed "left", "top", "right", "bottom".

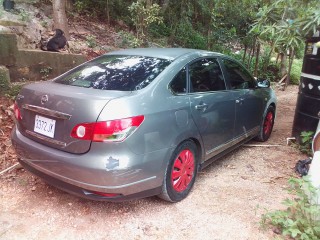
[
  {"left": 248, "top": 38, "right": 256, "bottom": 70},
  {"left": 206, "top": 1, "right": 214, "bottom": 50},
  {"left": 207, "top": 27, "right": 212, "bottom": 50},
  {"left": 285, "top": 49, "right": 295, "bottom": 89},
  {"left": 105, "top": 0, "right": 110, "bottom": 25},
  {"left": 52, "top": 0, "right": 70, "bottom": 40},
  {"left": 280, "top": 52, "right": 287, "bottom": 77},
  {"left": 264, "top": 41, "right": 274, "bottom": 71},
  {"left": 242, "top": 45, "right": 247, "bottom": 63},
  {"left": 161, "top": 0, "right": 170, "bottom": 12},
  {"left": 276, "top": 53, "right": 280, "bottom": 64},
  {"left": 65, "top": 0, "right": 73, "bottom": 11},
  {"left": 254, "top": 42, "right": 260, "bottom": 77},
  {"left": 146, "top": 0, "right": 152, "bottom": 7},
  {"left": 247, "top": 47, "right": 253, "bottom": 68}
]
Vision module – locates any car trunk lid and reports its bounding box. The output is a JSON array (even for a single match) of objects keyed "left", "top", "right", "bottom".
[{"left": 15, "top": 81, "right": 130, "bottom": 154}]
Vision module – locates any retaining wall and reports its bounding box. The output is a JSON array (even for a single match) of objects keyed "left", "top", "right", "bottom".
[{"left": 0, "top": 33, "right": 86, "bottom": 82}]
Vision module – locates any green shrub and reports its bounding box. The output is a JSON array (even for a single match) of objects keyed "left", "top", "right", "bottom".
[
  {"left": 0, "top": 67, "right": 10, "bottom": 95},
  {"left": 298, "top": 131, "right": 314, "bottom": 156},
  {"left": 228, "top": 49, "right": 281, "bottom": 82},
  {"left": 290, "top": 59, "right": 303, "bottom": 85},
  {"left": 148, "top": 22, "right": 171, "bottom": 38},
  {"left": 6, "top": 84, "right": 23, "bottom": 99},
  {"left": 295, "top": 43, "right": 306, "bottom": 59},
  {"left": 19, "top": 9, "right": 31, "bottom": 22},
  {"left": 262, "top": 63, "right": 281, "bottom": 82},
  {"left": 86, "top": 35, "right": 97, "bottom": 48},
  {"left": 118, "top": 31, "right": 143, "bottom": 48},
  {"left": 73, "top": 0, "right": 131, "bottom": 23},
  {"left": 174, "top": 21, "right": 206, "bottom": 50},
  {"left": 128, "top": 0, "right": 163, "bottom": 38},
  {"left": 261, "top": 177, "right": 320, "bottom": 240}
]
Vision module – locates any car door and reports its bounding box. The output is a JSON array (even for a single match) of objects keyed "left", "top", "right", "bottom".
[
  {"left": 221, "top": 58, "right": 264, "bottom": 139},
  {"left": 188, "top": 58, "right": 235, "bottom": 158}
]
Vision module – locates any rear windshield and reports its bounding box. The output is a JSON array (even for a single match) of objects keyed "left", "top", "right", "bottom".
[{"left": 54, "top": 55, "right": 172, "bottom": 91}]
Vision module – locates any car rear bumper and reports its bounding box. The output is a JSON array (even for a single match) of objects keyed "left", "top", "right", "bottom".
[
  {"left": 11, "top": 126, "right": 170, "bottom": 201},
  {"left": 18, "top": 159, "right": 162, "bottom": 201}
]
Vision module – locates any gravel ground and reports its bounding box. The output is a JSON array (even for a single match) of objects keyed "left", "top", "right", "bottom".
[{"left": 0, "top": 85, "right": 306, "bottom": 240}]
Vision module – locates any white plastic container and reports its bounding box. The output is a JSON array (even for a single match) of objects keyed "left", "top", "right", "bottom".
[{"left": 307, "top": 150, "right": 320, "bottom": 205}]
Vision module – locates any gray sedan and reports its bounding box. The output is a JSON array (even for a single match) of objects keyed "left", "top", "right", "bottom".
[{"left": 11, "top": 48, "right": 277, "bottom": 202}]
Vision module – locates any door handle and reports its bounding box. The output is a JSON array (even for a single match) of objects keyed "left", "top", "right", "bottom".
[
  {"left": 195, "top": 103, "right": 208, "bottom": 111},
  {"left": 236, "top": 98, "right": 244, "bottom": 104}
]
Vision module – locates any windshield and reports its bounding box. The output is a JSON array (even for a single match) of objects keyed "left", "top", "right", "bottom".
[{"left": 54, "top": 55, "right": 172, "bottom": 91}]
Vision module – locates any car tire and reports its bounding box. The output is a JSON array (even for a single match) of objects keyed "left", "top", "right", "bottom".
[
  {"left": 158, "top": 140, "right": 198, "bottom": 202},
  {"left": 255, "top": 105, "right": 275, "bottom": 142}
]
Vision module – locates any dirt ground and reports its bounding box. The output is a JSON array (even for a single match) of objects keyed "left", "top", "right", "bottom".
[{"left": 0, "top": 85, "right": 307, "bottom": 240}]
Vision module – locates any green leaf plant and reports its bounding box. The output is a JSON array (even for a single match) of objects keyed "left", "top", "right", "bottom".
[{"left": 261, "top": 177, "right": 320, "bottom": 240}]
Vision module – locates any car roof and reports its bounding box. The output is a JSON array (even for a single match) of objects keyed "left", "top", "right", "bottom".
[{"left": 106, "top": 48, "right": 223, "bottom": 60}]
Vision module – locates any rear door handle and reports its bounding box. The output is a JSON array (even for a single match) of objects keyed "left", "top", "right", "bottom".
[
  {"left": 236, "top": 98, "right": 244, "bottom": 104},
  {"left": 195, "top": 103, "right": 208, "bottom": 111}
]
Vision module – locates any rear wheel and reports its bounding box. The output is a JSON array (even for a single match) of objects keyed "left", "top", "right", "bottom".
[
  {"left": 256, "top": 105, "right": 275, "bottom": 142},
  {"left": 158, "top": 140, "right": 198, "bottom": 202}
]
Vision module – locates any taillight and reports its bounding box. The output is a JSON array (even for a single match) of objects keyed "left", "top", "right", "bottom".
[
  {"left": 71, "top": 115, "right": 144, "bottom": 142},
  {"left": 13, "top": 102, "right": 22, "bottom": 120}
]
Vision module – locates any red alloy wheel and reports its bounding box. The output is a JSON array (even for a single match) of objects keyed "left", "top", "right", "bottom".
[
  {"left": 171, "top": 149, "right": 195, "bottom": 192},
  {"left": 263, "top": 111, "right": 274, "bottom": 136}
]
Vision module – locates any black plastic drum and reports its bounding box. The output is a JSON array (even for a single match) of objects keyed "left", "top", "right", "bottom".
[
  {"left": 3, "top": 0, "right": 14, "bottom": 11},
  {"left": 292, "top": 36, "right": 320, "bottom": 142}
]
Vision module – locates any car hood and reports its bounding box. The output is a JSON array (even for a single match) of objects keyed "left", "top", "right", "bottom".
[{"left": 15, "top": 81, "right": 131, "bottom": 154}]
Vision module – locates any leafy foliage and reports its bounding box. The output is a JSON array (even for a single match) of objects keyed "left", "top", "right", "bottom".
[
  {"left": 118, "top": 31, "right": 143, "bottom": 48},
  {"left": 40, "top": 66, "right": 53, "bottom": 80},
  {"left": 250, "top": 0, "right": 320, "bottom": 86},
  {"left": 299, "top": 131, "right": 315, "bottom": 156},
  {"left": 174, "top": 22, "right": 206, "bottom": 50},
  {"left": 73, "top": 0, "right": 131, "bottom": 24},
  {"left": 261, "top": 177, "right": 320, "bottom": 240},
  {"left": 128, "top": 0, "right": 163, "bottom": 38},
  {"left": 59, "top": 0, "right": 320, "bottom": 85},
  {"left": 85, "top": 35, "right": 97, "bottom": 48},
  {"left": 290, "top": 59, "right": 303, "bottom": 85},
  {"left": 18, "top": 9, "right": 31, "bottom": 22}
]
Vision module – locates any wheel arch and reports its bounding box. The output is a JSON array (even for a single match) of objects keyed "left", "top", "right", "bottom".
[
  {"left": 269, "top": 102, "right": 276, "bottom": 113},
  {"left": 187, "top": 137, "right": 203, "bottom": 168},
  {"left": 158, "top": 138, "right": 200, "bottom": 202}
]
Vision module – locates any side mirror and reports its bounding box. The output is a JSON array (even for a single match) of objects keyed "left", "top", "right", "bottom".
[{"left": 256, "top": 78, "right": 270, "bottom": 88}]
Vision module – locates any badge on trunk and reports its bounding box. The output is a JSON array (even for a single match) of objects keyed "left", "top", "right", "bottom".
[{"left": 41, "top": 95, "right": 48, "bottom": 104}]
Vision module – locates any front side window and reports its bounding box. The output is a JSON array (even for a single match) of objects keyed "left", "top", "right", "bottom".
[
  {"left": 189, "top": 58, "right": 226, "bottom": 93},
  {"left": 222, "top": 59, "right": 256, "bottom": 89},
  {"left": 54, "top": 55, "right": 172, "bottom": 91}
]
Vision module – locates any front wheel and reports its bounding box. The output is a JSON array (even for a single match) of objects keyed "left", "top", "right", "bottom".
[
  {"left": 158, "top": 140, "right": 198, "bottom": 202},
  {"left": 256, "top": 105, "right": 275, "bottom": 142}
]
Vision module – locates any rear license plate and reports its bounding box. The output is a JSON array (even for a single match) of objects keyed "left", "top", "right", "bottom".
[{"left": 34, "top": 115, "right": 56, "bottom": 138}]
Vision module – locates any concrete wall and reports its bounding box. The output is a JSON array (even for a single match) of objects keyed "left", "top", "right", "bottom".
[
  {"left": 0, "top": 33, "right": 86, "bottom": 82},
  {"left": 0, "top": 66, "right": 10, "bottom": 94},
  {"left": 0, "top": 33, "right": 18, "bottom": 67}
]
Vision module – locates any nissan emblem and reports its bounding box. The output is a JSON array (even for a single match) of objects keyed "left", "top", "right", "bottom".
[{"left": 41, "top": 95, "right": 48, "bottom": 104}]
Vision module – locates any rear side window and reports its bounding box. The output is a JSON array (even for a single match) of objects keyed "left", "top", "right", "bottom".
[
  {"left": 222, "top": 58, "right": 256, "bottom": 89},
  {"left": 170, "top": 68, "right": 187, "bottom": 94},
  {"left": 54, "top": 55, "right": 172, "bottom": 91}
]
